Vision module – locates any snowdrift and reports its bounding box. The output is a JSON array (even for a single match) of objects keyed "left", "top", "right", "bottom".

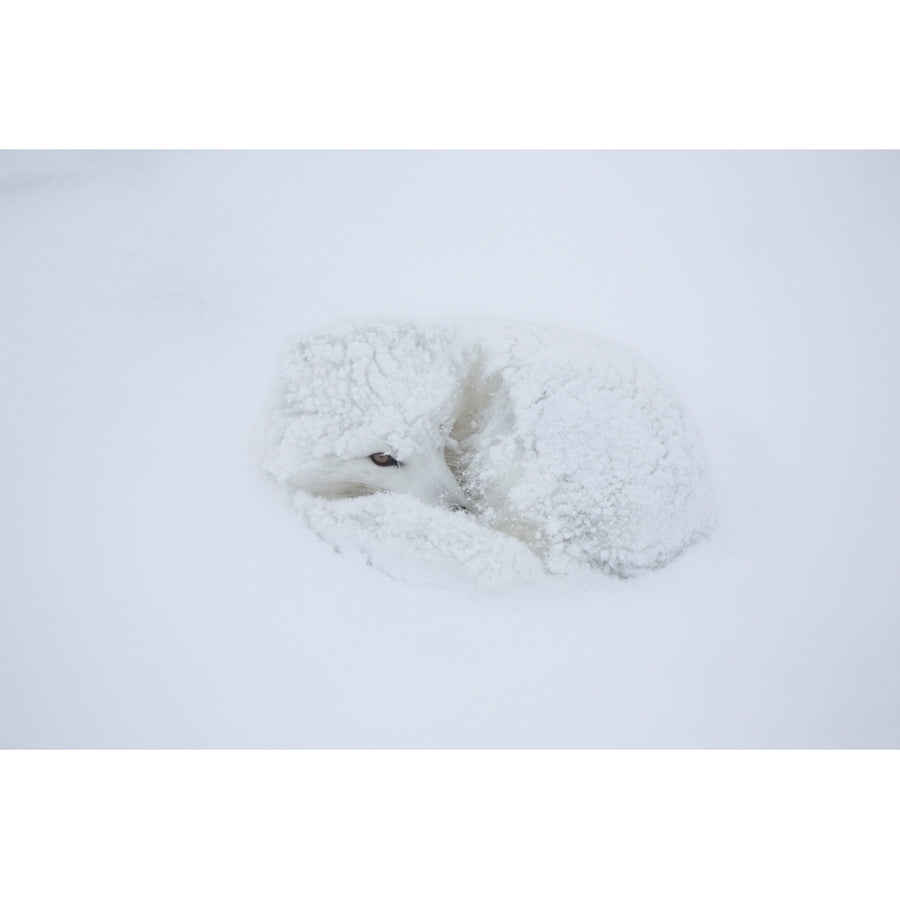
[{"left": 3, "top": 150, "right": 898, "bottom": 748}]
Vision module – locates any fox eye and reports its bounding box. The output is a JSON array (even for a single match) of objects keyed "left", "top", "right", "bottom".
[{"left": 370, "top": 452, "right": 400, "bottom": 467}]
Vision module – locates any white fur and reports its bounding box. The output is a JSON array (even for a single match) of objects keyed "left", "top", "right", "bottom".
[
  {"left": 263, "top": 319, "right": 715, "bottom": 577},
  {"left": 295, "top": 443, "right": 468, "bottom": 511}
]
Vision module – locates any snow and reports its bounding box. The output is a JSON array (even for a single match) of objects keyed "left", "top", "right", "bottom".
[
  {"left": 1, "top": 150, "right": 899, "bottom": 747},
  {"left": 264, "top": 320, "right": 468, "bottom": 479}
]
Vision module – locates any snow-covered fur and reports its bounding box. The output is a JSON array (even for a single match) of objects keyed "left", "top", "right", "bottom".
[{"left": 263, "top": 319, "right": 715, "bottom": 577}]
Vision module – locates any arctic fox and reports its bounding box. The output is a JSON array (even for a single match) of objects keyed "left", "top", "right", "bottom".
[{"left": 263, "top": 319, "right": 714, "bottom": 576}]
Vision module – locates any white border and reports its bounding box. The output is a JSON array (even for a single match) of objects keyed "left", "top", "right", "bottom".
[
  {"left": 2, "top": 1, "right": 899, "bottom": 147},
  {"left": 1, "top": 751, "right": 898, "bottom": 898}
]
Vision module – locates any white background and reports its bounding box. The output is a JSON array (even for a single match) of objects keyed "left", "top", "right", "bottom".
[{"left": 3, "top": 148, "right": 897, "bottom": 749}]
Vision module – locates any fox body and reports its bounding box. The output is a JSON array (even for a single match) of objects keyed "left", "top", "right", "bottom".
[{"left": 263, "top": 319, "right": 714, "bottom": 576}]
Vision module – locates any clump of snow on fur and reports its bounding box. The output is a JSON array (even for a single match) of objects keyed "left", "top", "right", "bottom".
[
  {"left": 263, "top": 318, "right": 715, "bottom": 582},
  {"left": 264, "top": 321, "right": 469, "bottom": 491},
  {"left": 296, "top": 492, "right": 545, "bottom": 589},
  {"left": 456, "top": 321, "right": 715, "bottom": 576}
]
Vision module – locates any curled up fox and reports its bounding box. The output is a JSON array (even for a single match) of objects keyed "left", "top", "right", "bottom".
[{"left": 262, "top": 319, "right": 714, "bottom": 577}]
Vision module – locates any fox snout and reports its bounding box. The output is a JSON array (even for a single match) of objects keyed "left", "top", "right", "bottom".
[{"left": 364, "top": 445, "right": 469, "bottom": 511}]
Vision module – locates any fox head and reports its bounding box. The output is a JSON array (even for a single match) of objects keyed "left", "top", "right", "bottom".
[
  {"left": 264, "top": 321, "right": 475, "bottom": 512},
  {"left": 293, "top": 443, "right": 469, "bottom": 511}
]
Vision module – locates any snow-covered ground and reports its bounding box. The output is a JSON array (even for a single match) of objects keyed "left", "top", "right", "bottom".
[{"left": 1, "top": 150, "right": 898, "bottom": 747}]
